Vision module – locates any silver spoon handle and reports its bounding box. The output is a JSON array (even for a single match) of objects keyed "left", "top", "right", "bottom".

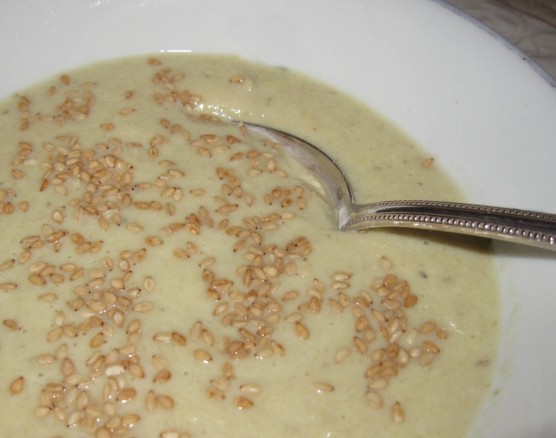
[{"left": 344, "top": 200, "right": 556, "bottom": 250}]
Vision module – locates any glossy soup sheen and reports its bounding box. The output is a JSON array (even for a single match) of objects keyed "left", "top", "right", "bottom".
[{"left": 0, "top": 54, "right": 499, "bottom": 437}]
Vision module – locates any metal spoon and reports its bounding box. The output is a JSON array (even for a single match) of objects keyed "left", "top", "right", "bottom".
[{"left": 240, "top": 122, "right": 556, "bottom": 251}]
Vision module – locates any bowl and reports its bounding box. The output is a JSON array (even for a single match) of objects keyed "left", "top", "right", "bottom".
[{"left": 1, "top": 0, "right": 555, "bottom": 436}]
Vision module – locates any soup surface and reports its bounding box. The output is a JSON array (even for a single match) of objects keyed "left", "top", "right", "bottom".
[{"left": 0, "top": 54, "right": 499, "bottom": 437}]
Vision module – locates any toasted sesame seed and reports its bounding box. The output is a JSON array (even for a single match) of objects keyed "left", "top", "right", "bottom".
[
  {"left": 89, "top": 332, "right": 105, "bottom": 348},
  {"left": 391, "top": 401, "right": 405, "bottom": 423},
  {"left": 128, "top": 363, "right": 146, "bottom": 378},
  {"left": 188, "top": 321, "right": 203, "bottom": 342},
  {"left": 213, "top": 302, "right": 229, "bottom": 316},
  {"left": 206, "top": 387, "right": 225, "bottom": 400},
  {"left": 153, "top": 369, "right": 172, "bottom": 383},
  {"left": 335, "top": 347, "right": 351, "bottom": 363},
  {"left": 371, "top": 309, "right": 386, "bottom": 323},
  {"left": 28, "top": 274, "right": 46, "bottom": 285},
  {"left": 46, "top": 327, "right": 63, "bottom": 343},
  {"left": 233, "top": 396, "right": 254, "bottom": 410},
  {"left": 294, "top": 321, "right": 310, "bottom": 340},
  {"left": 105, "top": 364, "right": 125, "bottom": 376},
  {"left": 61, "top": 358, "right": 75, "bottom": 376},
  {"left": 404, "top": 294, "right": 418, "bottom": 308},
  {"left": 435, "top": 328, "right": 449, "bottom": 340},
  {"left": 3, "top": 319, "right": 19, "bottom": 331},
  {"left": 126, "top": 223, "right": 144, "bottom": 232},
  {"left": 229, "top": 75, "right": 245, "bottom": 83},
  {"left": 201, "top": 329, "right": 215, "bottom": 347},
  {"left": 133, "top": 301, "right": 153, "bottom": 312},
  {"left": 173, "top": 248, "right": 191, "bottom": 259},
  {"left": 157, "top": 394, "right": 175, "bottom": 410},
  {"left": 193, "top": 349, "right": 213, "bottom": 364},
  {"left": 353, "top": 336, "right": 368, "bottom": 355},
  {"left": 199, "top": 257, "right": 215, "bottom": 268},
  {"left": 0, "top": 259, "right": 15, "bottom": 271},
  {"left": 364, "top": 328, "right": 377, "bottom": 344},
  {"left": 281, "top": 290, "right": 299, "bottom": 301},
  {"left": 144, "top": 276, "right": 155, "bottom": 292},
  {"left": 355, "top": 316, "right": 369, "bottom": 332},
  {"left": 145, "top": 390, "right": 158, "bottom": 412},
  {"left": 0, "top": 282, "right": 18, "bottom": 290},
  {"left": 116, "top": 388, "right": 137, "bottom": 403},
  {"left": 422, "top": 340, "right": 440, "bottom": 354},
  {"left": 222, "top": 362, "right": 235, "bottom": 379},
  {"left": 419, "top": 352, "right": 436, "bottom": 366},
  {"left": 313, "top": 382, "right": 334, "bottom": 393},
  {"left": 122, "top": 413, "right": 141, "bottom": 428},
  {"left": 398, "top": 348, "right": 410, "bottom": 365},
  {"left": 35, "top": 406, "right": 50, "bottom": 418},
  {"left": 285, "top": 312, "right": 303, "bottom": 322},
  {"left": 368, "top": 378, "right": 389, "bottom": 390},
  {"left": 239, "top": 383, "right": 261, "bottom": 394},
  {"left": 172, "top": 331, "right": 187, "bottom": 346},
  {"left": 9, "top": 376, "right": 25, "bottom": 394},
  {"left": 146, "top": 235, "right": 163, "bottom": 246},
  {"left": 18, "top": 250, "right": 32, "bottom": 264},
  {"left": 422, "top": 157, "right": 434, "bottom": 169},
  {"left": 37, "top": 353, "right": 55, "bottom": 364},
  {"left": 367, "top": 390, "right": 384, "bottom": 409},
  {"left": 153, "top": 332, "right": 172, "bottom": 343}
]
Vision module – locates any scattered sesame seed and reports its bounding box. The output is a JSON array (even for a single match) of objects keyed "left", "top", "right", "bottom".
[{"left": 9, "top": 376, "right": 25, "bottom": 394}]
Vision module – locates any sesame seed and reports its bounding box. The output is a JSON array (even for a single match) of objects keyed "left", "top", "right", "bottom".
[
  {"left": 144, "top": 276, "right": 155, "bottom": 292},
  {"left": 354, "top": 336, "right": 368, "bottom": 355},
  {"left": 367, "top": 390, "right": 384, "bottom": 409},
  {"left": 171, "top": 331, "right": 187, "bottom": 346},
  {"left": 199, "top": 257, "right": 215, "bottom": 268},
  {"left": 133, "top": 301, "right": 154, "bottom": 312},
  {"left": 233, "top": 396, "right": 254, "bottom": 410},
  {"left": 153, "top": 332, "right": 172, "bottom": 343},
  {"left": 153, "top": 369, "right": 172, "bottom": 383},
  {"left": 116, "top": 388, "right": 137, "bottom": 403},
  {"left": 157, "top": 395, "right": 175, "bottom": 410},
  {"left": 9, "top": 376, "right": 25, "bottom": 394},
  {"left": 294, "top": 321, "right": 310, "bottom": 340},
  {"left": 193, "top": 349, "right": 213, "bottom": 364},
  {"left": 0, "top": 259, "right": 15, "bottom": 271},
  {"left": 368, "top": 378, "right": 389, "bottom": 390},
  {"left": 0, "top": 282, "right": 18, "bottom": 290},
  {"left": 145, "top": 390, "right": 158, "bottom": 412},
  {"left": 391, "top": 401, "right": 405, "bottom": 423},
  {"left": 313, "top": 382, "right": 334, "bottom": 393},
  {"left": 239, "top": 383, "right": 261, "bottom": 394}
]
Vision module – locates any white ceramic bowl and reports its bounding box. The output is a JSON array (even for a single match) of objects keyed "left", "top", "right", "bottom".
[{"left": 1, "top": 1, "right": 555, "bottom": 436}]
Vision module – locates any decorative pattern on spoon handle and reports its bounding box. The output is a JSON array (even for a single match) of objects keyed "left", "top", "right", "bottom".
[{"left": 343, "top": 200, "right": 556, "bottom": 250}]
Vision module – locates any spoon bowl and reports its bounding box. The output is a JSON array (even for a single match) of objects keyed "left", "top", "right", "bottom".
[{"left": 241, "top": 122, "right": 556, "bottom": 251}]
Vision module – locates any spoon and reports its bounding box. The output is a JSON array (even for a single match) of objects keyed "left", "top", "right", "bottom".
[{"left": 240, "top": 122, "right": 556, "bottom": 251}]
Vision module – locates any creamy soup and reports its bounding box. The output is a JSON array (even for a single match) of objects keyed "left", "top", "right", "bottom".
[{"left": 0, "top": 54, "right": 499, "bottom": 437}]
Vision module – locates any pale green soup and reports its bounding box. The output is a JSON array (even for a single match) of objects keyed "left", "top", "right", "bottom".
[{"left": 0, "top": 54, "right": 499, "bottom": 437}]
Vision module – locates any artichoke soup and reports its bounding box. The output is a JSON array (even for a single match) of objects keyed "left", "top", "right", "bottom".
[{"left": 0, "top": 54, "right": 499, "bottom": 437}]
